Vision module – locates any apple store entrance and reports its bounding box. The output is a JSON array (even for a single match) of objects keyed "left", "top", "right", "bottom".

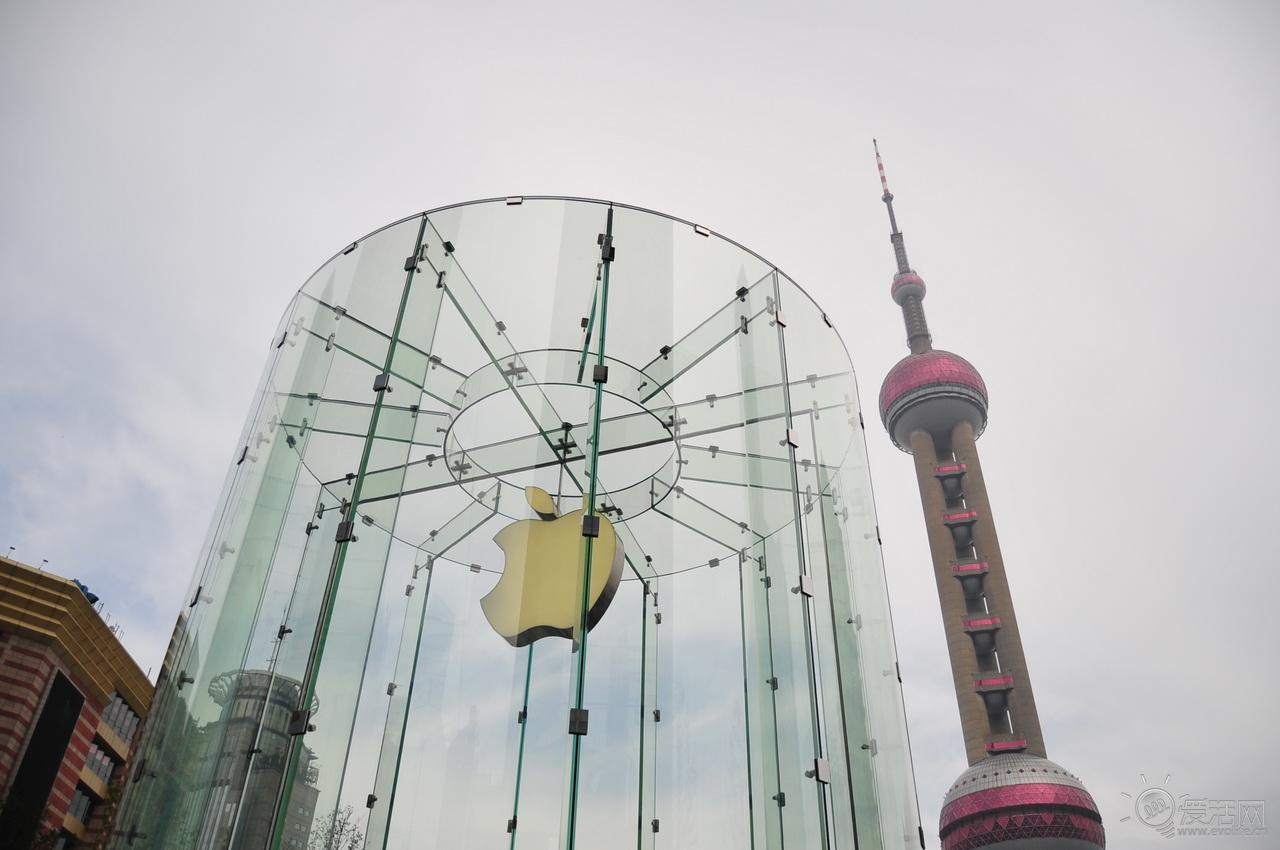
[{"left": 111, "top": 198, "right": 922, "bottom": 850}]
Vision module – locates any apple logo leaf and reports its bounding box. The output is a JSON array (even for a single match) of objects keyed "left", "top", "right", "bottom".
[{"left": 525, "top": 485, "right": 558, "bottom": 520}]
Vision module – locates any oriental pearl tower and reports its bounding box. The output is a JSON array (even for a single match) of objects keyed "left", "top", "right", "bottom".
[{"left": 873, "top": 142, "right": 1105, "bottom": 850}]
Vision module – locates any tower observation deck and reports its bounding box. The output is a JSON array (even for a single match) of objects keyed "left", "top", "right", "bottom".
[{"left": 873, "top": 143, "right": 1105, "bottom": 850}]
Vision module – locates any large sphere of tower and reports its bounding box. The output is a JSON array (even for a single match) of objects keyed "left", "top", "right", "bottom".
[
  {"left": 939, "top": 754, "right": 1105, "bottom": 849},
  {"left": 878, "top": 349, "right": 988, "bottom": 451}
]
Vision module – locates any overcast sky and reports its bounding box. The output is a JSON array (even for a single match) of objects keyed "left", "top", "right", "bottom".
[{"left": 3, "top": 2, "right": 1277, "bottom": 847}]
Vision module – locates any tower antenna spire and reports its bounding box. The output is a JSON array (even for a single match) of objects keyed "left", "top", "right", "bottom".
[
  {"left": 874, "top": 138, "right": 901, "bottom": 236},
  {"left": 874, "top": 140, "right": 910, "bottom": 274}
]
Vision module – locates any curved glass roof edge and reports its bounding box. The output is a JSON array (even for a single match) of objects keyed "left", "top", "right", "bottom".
[{"left": 284, "top": 196, "right": 858, "bottom": 378}]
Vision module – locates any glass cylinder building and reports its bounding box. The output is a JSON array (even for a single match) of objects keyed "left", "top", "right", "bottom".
[{"left": 112, "top": 198, "right": 922, "bottom": 850}]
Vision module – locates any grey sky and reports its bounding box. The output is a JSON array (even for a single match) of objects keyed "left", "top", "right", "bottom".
[{"left": 3, "top": 2, "right": 1277, "bottom": 847}]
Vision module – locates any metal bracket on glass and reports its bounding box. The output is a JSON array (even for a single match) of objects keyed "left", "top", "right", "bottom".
[
  {"left": 807, "top": 757, "right": 831, "bottom": 784},
  {"left": 793, "top": 575, "right": 814, "bottom": 597},
  {"left": 517, "top": 708, "right": 526, "bottom": 725},
  {"left": 784, "top": 428, "right": 800, "bottom": 449},
  {"left": 342, "top": 241, "right": 358, "bottom": 255},
  {"left": 568, "top": 708, "right": 589, "bottom": 736},
  {"left": 860, "top": 738, "right": 879, "bottom": 756},
  {"left": 507, "top": 817, "right": 518, "bottom": 833},
  {"left": 386, "top": 682, "right": 396, "bottom": 696},
  {"left": 443, "top": 240, "right": 455, "bottom": 254},
  {"left": 581, "top": 514, "right": 600, "bottom": 538},
  {"left": 276, "top": 331, "right": 288, "bottom": 349},
  {"left": 287, "top": 709, "right": 313, "bottom": 736},
  {"left": 436, "top": 270, "right": 446, "bottom": 288},
  {"left": 736, "top": 286, "right": 749, "bottom": 301},
  {"left": 188, "top": 585, "right": 202, "bottom": 608},
  {"left": 761, "top": 575, "right": 772, "bottom": 589},
  {"left": 592, "top": 364, "right": 609, "bottom": 384},
  {"left": 767, "top": 676, "right": 778, "bottom": 691},
  {"left": 236, "top": 445, "right": 248, "bottom": 465},
  {"left": 304, "top": 521, "right": 318, "bottom": 536},
  {"left": 366, "top": 794, "right": 377, "bottom": 809},
  {"left": 653, "top": 708, "right": 661, "bottom": 722},
  {"left": 506, "top": 196, "right": 523, "bottom": 205},
  {"left": 659, "top": 344, "right": 671, "bottom": 360},
  {"left": 773, "top": 792, "right": 786, "bottom": 807},
  {"left": 403, "top": 255, "right": 419, "bottom": 272},
  {"left": 597, "top": 232, "right": 615, "bottom": 262},
  {"left": 652, "top": 818, "right": 661, "bottom": 833},
  {"left": 335, "top": 520, "right": 358, "bottom": 543},
  {"left": 277, "top": 625, "right": 293, "bottom": 640},
  {"left": 708, "top": 557, "right": 719, "bottom": 568},
  {"left": 177, "top": 671, "right": 194, "bottom": 689},
  {"left": 373, "top": 372, "right": 392, "bottom": 393},
  {"left": 654, "top": 611, "right": 662, "bottom": 625},
  {"left": 501, "top": 360, "right": 529, "bottom": 380}
]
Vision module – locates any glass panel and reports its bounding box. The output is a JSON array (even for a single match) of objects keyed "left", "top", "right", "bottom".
[{"left": 780, "top": 275, "right": 923, "bottom": 848}]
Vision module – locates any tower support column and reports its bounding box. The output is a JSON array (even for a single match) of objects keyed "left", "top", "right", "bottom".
[
  {"left": 950, "top": 420, "right": 1046, "bottom": 758},
  {"left": 909, "top": 429, "right": 988, "bottom": 766}
]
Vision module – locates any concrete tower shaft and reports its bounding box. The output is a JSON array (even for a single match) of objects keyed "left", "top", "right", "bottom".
[{"left": 908, "top": 422, "right": 1046, "bottom": 762}]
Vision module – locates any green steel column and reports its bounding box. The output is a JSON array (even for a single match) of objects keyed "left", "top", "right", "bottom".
[{"left": 268, "top": 214, "right": 429, "bottom": 850}]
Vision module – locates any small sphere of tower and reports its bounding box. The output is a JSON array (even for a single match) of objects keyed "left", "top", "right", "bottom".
[{"left": 891, "top": 271, "right": 927, "bottom": 305}]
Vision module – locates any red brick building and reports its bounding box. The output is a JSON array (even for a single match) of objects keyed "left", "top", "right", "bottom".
[{"left": 0, "top": 556, "right": 153, "bottom": 849}]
